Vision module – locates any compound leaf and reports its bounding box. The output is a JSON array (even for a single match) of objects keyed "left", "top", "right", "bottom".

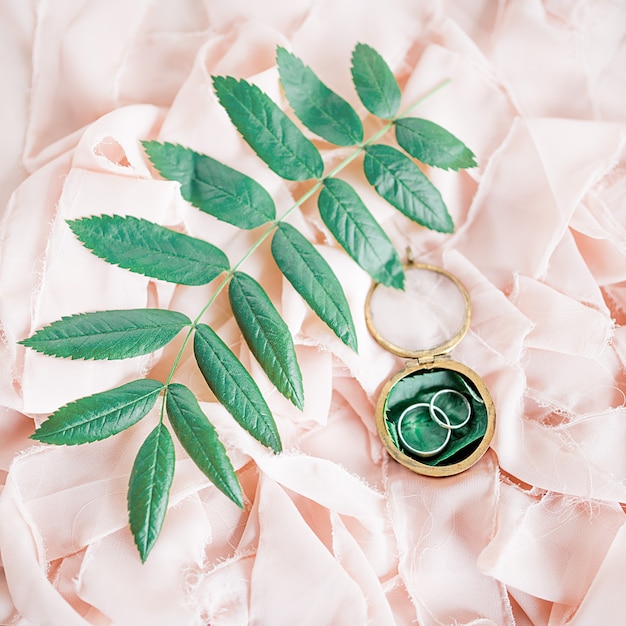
[
  {"left": 142, "top": 142, "right": 276, "bottom": 229},
  {"left": 193, "top": 324, "right": 282, "bottom": 453},
  {"left": 229, "top": 272, "right": 304, "bottom": 409},
  {"left": 20, "top": 309, "right": 192, "bottom": 360},
  {"left": 128, "top": 423, "right": 175, "bottom": 562},
  {"left": 318, "top": 177, "right": 404, "bottom": 288},
  {"left": 395, "top": 118, "right": 477, "bottom": 171},
  {"left": 31, "top": 379, "right": 164, "bottom": 445},
  {"left": 351, "top": 43, "right": 401, "bottom": 119},
  {"left": 166, "top": 383, "right": 243, "bottom": 508},
  {"left": 277, "top": 47, "right": 363, "bottom": 146},
  {"left": 363, "top": 144, "right": 453, "bottom": 233},
  {"left": 68, "top": 215, "right": 229, "bottom": 285},
  {"left": 212, "top": 76, "right": 324, "bottom": 181},
  {"left": 271, "top": 222, "right": 357, "bottom": 351}
]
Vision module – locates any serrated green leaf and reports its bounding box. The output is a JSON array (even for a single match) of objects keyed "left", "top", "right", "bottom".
[
  {"left": 212, "top": 76, "right": 324, "bottom": 181},
  {"left": 351, "top": 43, "right": 401, "bottom": 119},
  {"left": 128, "top": 423, "right": 175, "bottom": 562},
  {"left": 166, "top": 383, "right": 243, "bottom": 508},
  {"left": 271, "top": 223, "right": 357, "bottom": 351},
  {"left": 277, "top": 47, "right": 363, "bottom": 147},
  {"left": 318, "top": 178, "right": 404, "bottom": 289},
  {"left": 142, "top": 142, "right": 276, "bottom": 229},
  {"left": 67, "top": 215, "right": 229, "bottom": 286},
  {"left": 193, "top": 324, "right": 282, "bottom": 453},
  {"left": 395, "top": 118, "right": 477, "bottom": 171},
  {"left": 31, "top": 379, "right": 164, "bottom": 445},
  {"left": 20, "top": 309, "right": 192, "bottom": 361},
  {"left": 363, "top": 144, "right": 453, "bottom": 233},
  {"left": 229, "top": 272, "right": 304, "bottom": 409}
]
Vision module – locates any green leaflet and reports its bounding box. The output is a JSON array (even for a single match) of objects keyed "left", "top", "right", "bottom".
[
  {"left": 166, "top": 383, "right": 244, "bottom": 508},
  {"left": 212, "top": 76, "right": 324, "bottom": 181},
  {"left": 229, "top": 272, "right": 304, "bottom": 409},
  {"left": 31, "top": 379, "right": 164, "bottom": 445},
  {"left": 318, "top": 177, "right": 404, "bottom": 289},
  {"left": 142, "top": 142, "right": 276, "bottom": 229},
  {"left": 351, "top": 43, "right": 401, "bottom": 119},
  {"left": 68, "top": 215, "right": 230, "bottom": 286},
  {"left": 271, "top": 223, "right": 357, "bottom": 351},
  {"left": 128, "top": 423, "right": 175, "bottom": 562},
  {"left": 193, "top": 324, "right": 282, "bottom": 453},
  {"left": 277, "top": 47, "right": 363, "bottom": 146},
  {"left": 363, "top": 144, "right": 453, "bottom": 233},
  {"left": 20, "top": 309, "right": 192, "bottom": 360},
  {"left": 395, "top": 118, "right": 477, "bottom": 171}
]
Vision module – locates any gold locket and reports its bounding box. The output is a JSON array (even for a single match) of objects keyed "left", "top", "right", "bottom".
[{"left": 365, "top": 257, "right": 495, "bottom": 477}]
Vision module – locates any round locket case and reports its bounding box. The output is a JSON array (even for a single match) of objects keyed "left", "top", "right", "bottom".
[{"left": 365, "top": 259, "right": 495, "bottom": 477}]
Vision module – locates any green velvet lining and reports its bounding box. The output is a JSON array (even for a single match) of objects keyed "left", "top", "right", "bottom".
[{"left": 383, "top": 368, "right": 488, "bottom": 466}]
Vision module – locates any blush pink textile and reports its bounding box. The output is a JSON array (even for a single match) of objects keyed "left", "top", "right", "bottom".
[{"left": 1, "top": 1, "right": 626, "bottom": 624}]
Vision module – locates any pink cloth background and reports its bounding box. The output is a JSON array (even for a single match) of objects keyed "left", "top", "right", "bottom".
[{"left": 1, "top": 1, "right": 626, "bottom": 624}]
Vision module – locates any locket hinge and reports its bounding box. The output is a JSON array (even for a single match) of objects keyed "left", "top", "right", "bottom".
[{"left": 408, "top": 353, "right": 449, "bottom": 367}]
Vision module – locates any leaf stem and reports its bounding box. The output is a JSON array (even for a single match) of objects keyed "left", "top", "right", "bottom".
[
  {"left": 164, "top": 326, "right": 195, "bottom": 387},
  {"left": 159, "top": 385, "right": 168, "bottom": 423},
  {"left": 395, "top": 78, "right": 451, "bottom": 120},
  {"left": 160, "top": 78, "right": 451, "bottom": 393}
]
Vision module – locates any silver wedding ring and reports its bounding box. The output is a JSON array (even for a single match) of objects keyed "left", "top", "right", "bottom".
[
  {"left": 397, "top": 403, "right": 451, "bottom": 457},
  {"left": 429, "top": 389, "right": 471, "bottom": 430},
  {"left": 396, "top": 387, "right": 474, "bottom": 458}
]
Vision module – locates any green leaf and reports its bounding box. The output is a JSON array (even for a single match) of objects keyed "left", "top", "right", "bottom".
[
  {"left": 67, "top": 215, "right": 229, "bottom": 286},
  {"left": 395, "top": 118, "right": 477, "bottom": 171},
  {"left": 128, "top": 423, "right": 175, "bottom": 562},
  {"left": 271, "top": 223, "right": 357, "bottom": 351},
  {"left": 277, "top": 47, "right": 363, "bottom": 147},
  {"left": 166, "top": 383, "right": 243, "bottom": 508},
  {"left": 20, "top": 309, "right": 192, "bottom": 361},
  {"left": 351, "top": 43, "right": 401, "bottom": 119},
  {"left": 142, "top": 142, "right": 276, "bottom": 229},
  {"left": 363, "top": 144, "right": 453, "bottom": 233},
  {"left": 212, "top": 76, "right": 324, "bottom": 181},
  {"left": 31, "top": 379, "right": 164, "bottom": 445},
  {"left": 229, "top": 272, "right": 304, "bottom": 409},
  {"left": 193, "top": 324, "right": 282, "bottom": 453},
  {"left": 318, "top": 178, "right": 404, "bottom": 289}
]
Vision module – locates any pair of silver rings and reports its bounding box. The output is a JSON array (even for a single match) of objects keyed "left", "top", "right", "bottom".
[{"left": 397, "top": 389, "right": 472, "bottom": 458}]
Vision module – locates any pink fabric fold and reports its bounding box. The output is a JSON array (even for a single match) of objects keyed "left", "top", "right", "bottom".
[
  {"left": 2, "top": 1, "right": 626, "bottom": 623},
  {"left": 386, "top": 452, "right": 513, "bottom": 625}
]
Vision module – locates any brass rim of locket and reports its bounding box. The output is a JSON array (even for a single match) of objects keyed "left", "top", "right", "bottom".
[
  {"left": 375, "top": 360, "right": 496, "bottom": 477},
  {"left": 365, "top": 262, "right": 472, "bottom": 360}
]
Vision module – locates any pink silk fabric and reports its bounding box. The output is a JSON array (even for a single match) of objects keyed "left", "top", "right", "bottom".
[{"left": 1, "top": 1, "right": 626, "bottom": 624}]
